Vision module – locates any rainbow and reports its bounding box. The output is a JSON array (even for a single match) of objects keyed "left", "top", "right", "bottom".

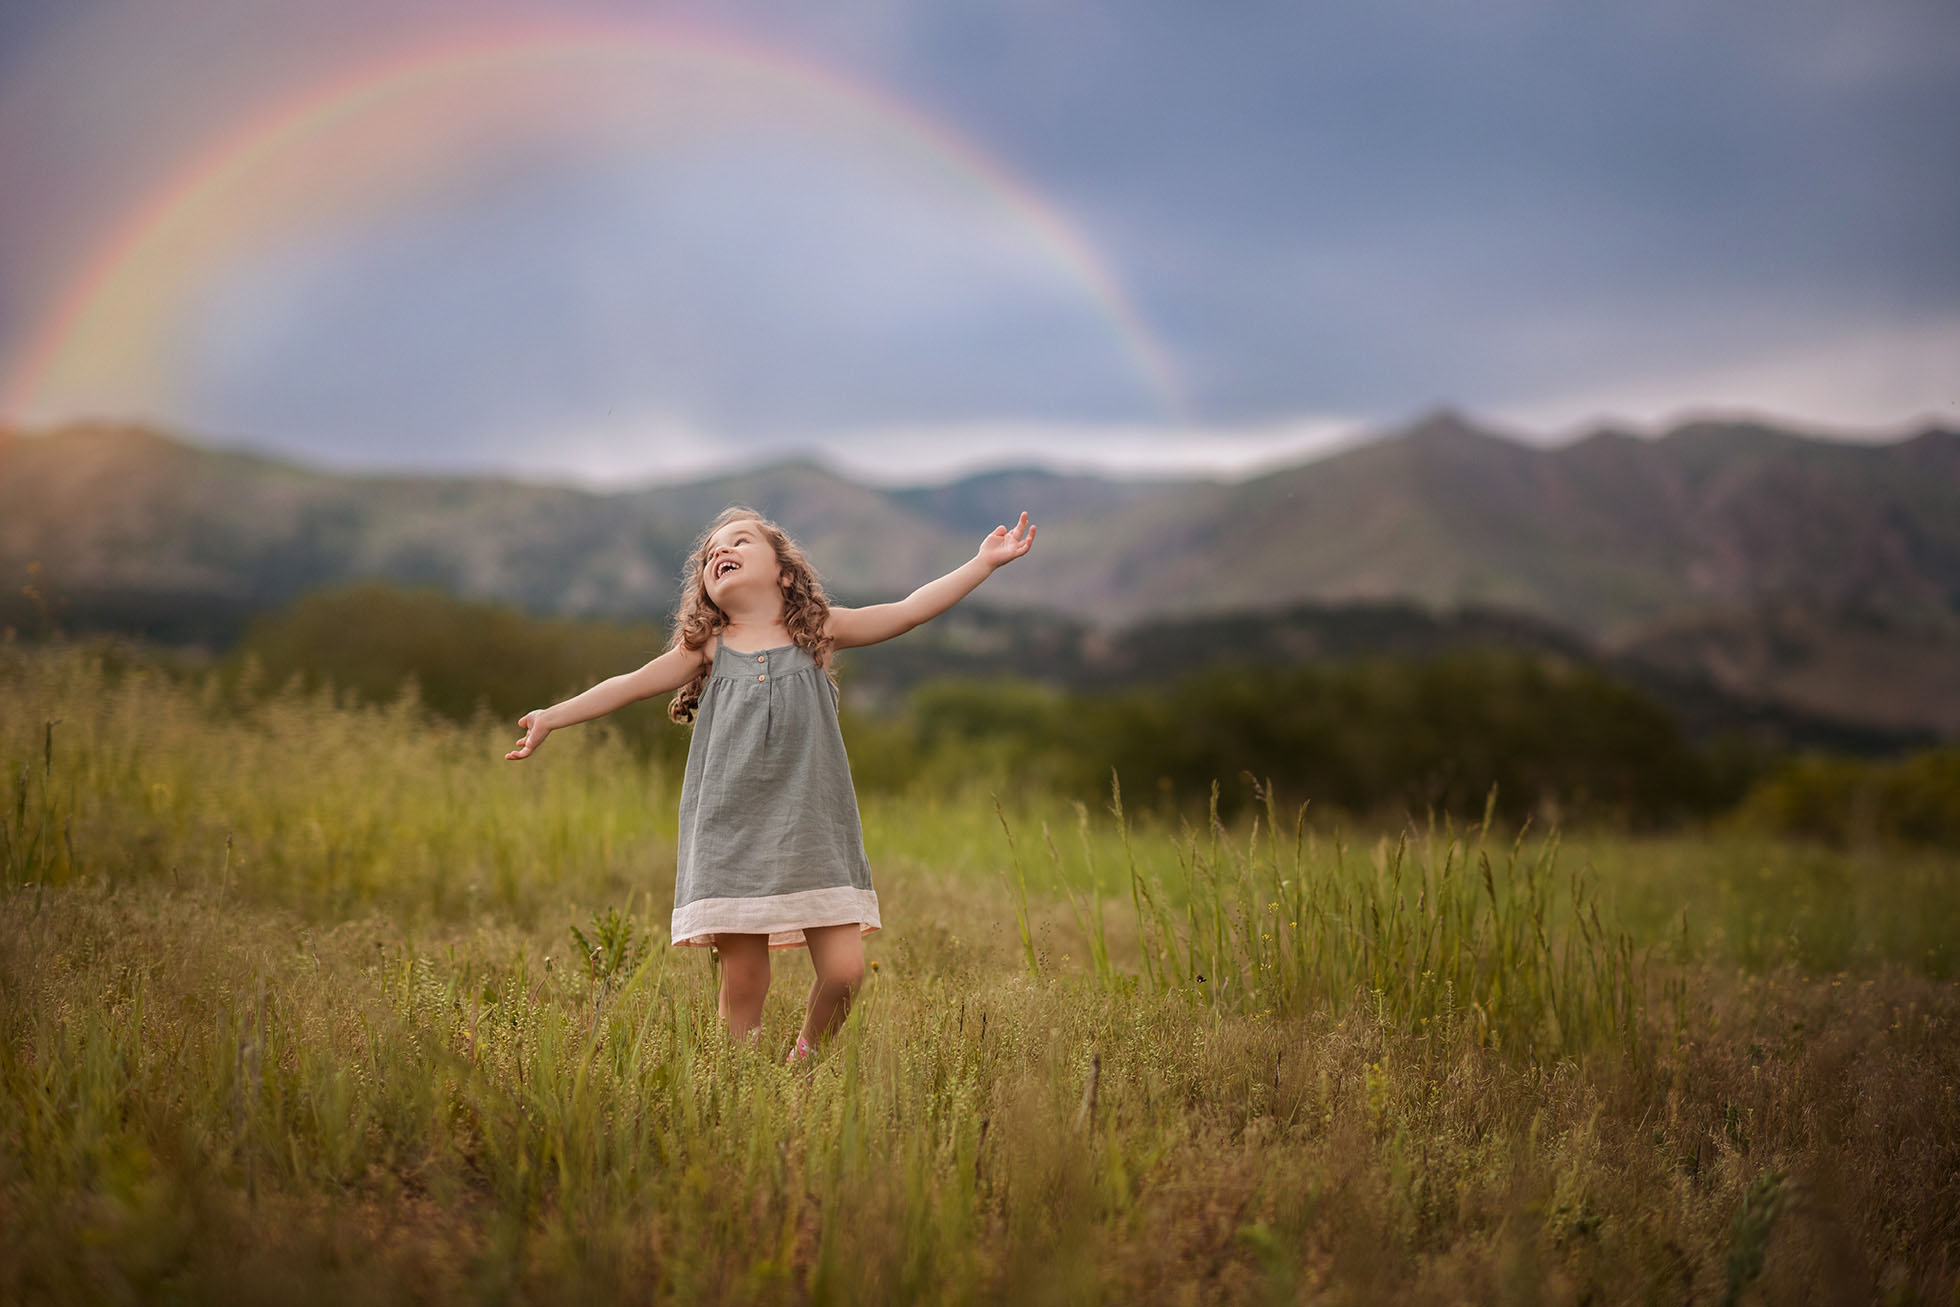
[{"left": 5, "top": 19, "right": 1185, "bottom": 425}]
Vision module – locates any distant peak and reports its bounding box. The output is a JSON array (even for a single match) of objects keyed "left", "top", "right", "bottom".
[
  {"left": 1561, "top": 424, "right": 1649, "bottom": 452},
  {"left": 683, "top": 454, "right": 856, "bottom": 488},
  {"left": 39, "top": 419, "right": 187, "bottom": 450},
  {"left": 915, "top": 464, "right": 1070, "bottom": 490},
  {"left": 1398, "top": 407, "right": 1512, "bottom": 450},
  {"left": 1902, "top": 424, "right": 1960, "bottom": 451},
  {"left": 1659, "top": 418, "right": 1796, "bottom": 446}
]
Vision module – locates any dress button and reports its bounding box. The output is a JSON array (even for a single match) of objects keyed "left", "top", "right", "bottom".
[
  {"left": 757, "top": 673, "right": 766, "bottom": 682},
  {"left": 757, "top": 654, "right": 766, "bottom": 662}
]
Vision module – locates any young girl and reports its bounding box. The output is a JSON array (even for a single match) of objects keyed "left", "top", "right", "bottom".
[{"left": 505, "top": 505, "right": 1036, "bottom": 1062}]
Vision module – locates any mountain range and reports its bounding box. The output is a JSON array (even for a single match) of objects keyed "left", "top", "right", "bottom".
[{"left": 3, "top": 411, "right": 1956, "bottom": 735}]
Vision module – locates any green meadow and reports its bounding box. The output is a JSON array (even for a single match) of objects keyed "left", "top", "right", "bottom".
[{"left": 3, "top": 641, "right": 1956, "bottom": 1303}]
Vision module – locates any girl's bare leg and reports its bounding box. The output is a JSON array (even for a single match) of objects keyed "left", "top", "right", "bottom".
[
  {"left": 798, "top": 923, "right": 866, "bottom": 1048},
  {"left": 714, "top": 933, "right": 771, "bottom": 1041}
]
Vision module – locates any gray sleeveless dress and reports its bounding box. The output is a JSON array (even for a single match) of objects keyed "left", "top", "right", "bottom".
[{"left": 669, "top": 639, "right": 880, "bottom": 949}]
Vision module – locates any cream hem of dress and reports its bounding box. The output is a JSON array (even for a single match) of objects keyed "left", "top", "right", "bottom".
[{"left": 670, "top": 885, "right": 881, "bottom": 950}]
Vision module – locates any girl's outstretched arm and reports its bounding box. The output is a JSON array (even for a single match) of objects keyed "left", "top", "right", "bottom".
[
  {"left": 829, "top": 512, "right": 1036, "bottom": 651},
  {"left": 505, "top": 643, "right": 708, "bottom": 760}
]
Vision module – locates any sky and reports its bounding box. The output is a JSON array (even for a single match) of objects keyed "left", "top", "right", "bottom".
[{"left": 1, "top": 0, "right": 1956, "bottom": 484}]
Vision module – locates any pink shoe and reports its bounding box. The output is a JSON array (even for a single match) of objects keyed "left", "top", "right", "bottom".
[{"left": 786, "top": 1033, "right": 816, "bottom": 1065}]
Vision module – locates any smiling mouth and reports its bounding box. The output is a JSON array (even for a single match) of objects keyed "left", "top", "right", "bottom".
[{"left": 713, "top": 559, "right": 741, "bottom": 580}]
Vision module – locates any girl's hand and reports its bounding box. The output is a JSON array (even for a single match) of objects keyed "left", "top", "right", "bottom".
[
  {"left": 977, "top": 512, "right": 1036, "bottom": 571},
  {"left": 506, "top": 710, "right": 552, "bottom": 761}
]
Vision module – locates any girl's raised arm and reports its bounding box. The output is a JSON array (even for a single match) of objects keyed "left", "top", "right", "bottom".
[
  {"left": 829, "top": 512, "right": 1036, "bottom": 651},
  {"left": 505, "top": 642, "right": 708, "bottom": 760}
]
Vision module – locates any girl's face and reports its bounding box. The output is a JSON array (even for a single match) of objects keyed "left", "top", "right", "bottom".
[{"left": 702, "top": 521, "right": 786, "bottom": 606}]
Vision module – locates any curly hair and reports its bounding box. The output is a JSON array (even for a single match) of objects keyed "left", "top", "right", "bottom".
[{"left": 666, "top": 506, "right": 836, "bottom": 724}]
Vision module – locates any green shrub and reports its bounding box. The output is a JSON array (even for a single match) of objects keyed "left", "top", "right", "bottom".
[
  {"left": 897, "top": 652, "right": 1720, "bottom": 826},
  {"left": 228, "top": 582, "right": 688, "bottom": 767},
  {"left": 1737, "top": 749, "right": 1960, "bottom": 849}
]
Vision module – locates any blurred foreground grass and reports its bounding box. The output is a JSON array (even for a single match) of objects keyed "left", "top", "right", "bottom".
[{"left": 3, "top": 642, "right": 1957, "bottom": 1303}]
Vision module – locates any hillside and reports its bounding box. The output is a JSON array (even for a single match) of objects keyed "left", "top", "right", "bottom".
[
  {"left": 969, "top": 412, "right": 1960, "bottom": 634},
  {"left": 3, "top": 413, "right": 1956, "bottom": 734}
]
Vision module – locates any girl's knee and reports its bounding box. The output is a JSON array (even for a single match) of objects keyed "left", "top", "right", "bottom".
[
  {"left": 719, "top": 954, "right": 771, "bottom": 1004},
  {"left": 817, "top": 954, "right": 865, "bottom": 994},
  {"left": 725, "top": 971, "right": 768, "bottom": 1003}
]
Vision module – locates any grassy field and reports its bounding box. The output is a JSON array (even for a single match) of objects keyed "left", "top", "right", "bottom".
[{"left": 3, "top": 642, "right": 1957, "bottom": 1304}]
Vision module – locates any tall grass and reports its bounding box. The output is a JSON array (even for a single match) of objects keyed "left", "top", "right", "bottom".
[
  {"left": 0, "top": 640, "right": 679, "bottom": 924},
  {"left": 4, "top": 640, "right": 1958, "bottom": 1302},
  {"left": 1006, "top": 778, "right": 1641, "bottom": 1061},
  {"left": 11, "top": 641, "right": 1945, "bottom": 980}
]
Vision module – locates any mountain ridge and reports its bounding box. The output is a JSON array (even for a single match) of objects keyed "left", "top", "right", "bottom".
[{"left": 4, "top": 412, "right": 1956, "bottom": 734}]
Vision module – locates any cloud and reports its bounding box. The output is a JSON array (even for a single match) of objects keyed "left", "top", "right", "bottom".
[
  {"left": 469, "top": 412, "right": 1370, "bottom": 487},
  {"left": 3, "top": 0, "right": 1955, "bottom": 474},
  {"left": 823, "top": 415, "right": 1374, "bottom": 484},
  {"left": 50, "top": 83, "right": 1170, "bottom": 450},
  {"left": 1494, "top": 316, "right": 1960, "bottom": 440}
]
